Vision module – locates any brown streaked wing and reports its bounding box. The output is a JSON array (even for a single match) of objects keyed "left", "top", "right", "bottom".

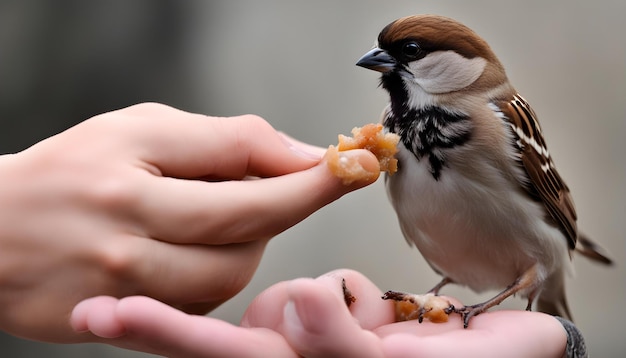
[{"left": 496, "top": 94, "right": 577, "bottom": 249}]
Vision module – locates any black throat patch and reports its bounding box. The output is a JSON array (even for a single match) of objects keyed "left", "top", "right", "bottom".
[{"left": 384, "top": 106, "right": 472, "bottom": 180}]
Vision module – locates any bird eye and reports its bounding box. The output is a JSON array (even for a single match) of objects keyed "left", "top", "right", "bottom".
[{"left": 401, "top": 41, "right": 421, "bottom": 59}]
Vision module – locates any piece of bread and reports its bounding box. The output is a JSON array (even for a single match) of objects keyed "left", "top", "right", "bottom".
[
  {"left": 326, "top": 123, "right": 400, "bottom": 184},
  {"left": 393, "top": 293, "right": 452, "bottom": 323}
]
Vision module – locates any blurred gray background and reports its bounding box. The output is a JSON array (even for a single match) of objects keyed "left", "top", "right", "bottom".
[{"left": 1, "top": 0, "right": 624, "bottom": 356}]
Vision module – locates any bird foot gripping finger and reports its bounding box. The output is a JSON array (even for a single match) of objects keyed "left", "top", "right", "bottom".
[
  {"left": 382, "top": 291, "right": 455, "bottom": 323},
  {"left": 451, "top": 304, "right": 486, "bottom": 329}
]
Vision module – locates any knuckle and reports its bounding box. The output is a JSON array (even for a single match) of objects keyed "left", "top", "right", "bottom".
[
  {"left": 240, "top": 113, "right": 268, "bottom": 126},
  {"left": 126, "top": 102, "right": 175, "bottom": 114},
  {"left": 95, "top": 239, "right": 140, "bottom": 279},
  {"left": 230, "top": 114, "right": 276, "bottom": 155},
  {"left": 83, "top": 174, "right": 142, "bottom": 212},
  {"left": 238, "top": 114, "right": 274, "bottom": 135}
]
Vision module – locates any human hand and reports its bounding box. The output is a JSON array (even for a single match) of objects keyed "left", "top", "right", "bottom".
[
  {"left": 71, "top": 269, "right": 567, "bottom": 357},
  {"left": 0, "top": 103, "right": 380, "bottom": 342}
]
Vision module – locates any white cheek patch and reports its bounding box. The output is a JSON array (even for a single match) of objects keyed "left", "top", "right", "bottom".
[{"left": 408, "top": 51, "right": 487, "bottom": 93}]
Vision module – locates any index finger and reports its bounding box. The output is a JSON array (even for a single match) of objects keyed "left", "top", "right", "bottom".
[
  {"left": 134, "top": 149, "right": 380, "bottom": 245},
  {"left": 105, "top": 103, "right": 323, "bottom": 179}
]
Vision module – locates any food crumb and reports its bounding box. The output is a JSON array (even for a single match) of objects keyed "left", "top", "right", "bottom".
[{"left": 326, "top": 123, "right": 400, "bottom": 184}]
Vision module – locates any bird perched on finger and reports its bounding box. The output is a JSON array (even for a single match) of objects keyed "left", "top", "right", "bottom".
[{"left": 356, "top": 14, "right": 613, "bottom": 328}]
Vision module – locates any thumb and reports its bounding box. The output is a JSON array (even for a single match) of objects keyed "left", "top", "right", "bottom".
[
  {"left": 181, "top": 148, "right": 379, "bottom": 244},
  {"left": 281, "top": 278, "right": 383, "bottom": 358},
  {"left": 236, "top": 148, "right": 379, "bottom": 239}
]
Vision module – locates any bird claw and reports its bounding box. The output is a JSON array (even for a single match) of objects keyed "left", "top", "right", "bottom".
[
  {"left": 417, "top": 307, "right": 426, "bottom": 323},
  {"left": 450, "top": 304, "right": 486, "bottom": 328}
]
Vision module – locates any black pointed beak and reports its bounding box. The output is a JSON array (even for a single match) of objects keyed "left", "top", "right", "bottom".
[{"left": 356, "top": 47, "right": 396, "bottom": 73}]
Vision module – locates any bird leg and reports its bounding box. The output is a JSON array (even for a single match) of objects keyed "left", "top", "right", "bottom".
[
  {"left": 453, "top": 263, "right": 540, "bottom": 328},
  {"left": 427, "top": 277, "right": 454, "bottom": 295}
]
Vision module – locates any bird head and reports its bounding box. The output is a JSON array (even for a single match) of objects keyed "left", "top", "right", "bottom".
[{"left": 357, "top": 15, "right": 508, "bottom": 110}]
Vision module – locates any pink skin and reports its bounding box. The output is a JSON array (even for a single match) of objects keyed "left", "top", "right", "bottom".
[
  {"left": 0, "top": 103, "right": 380, "bottom": 342},
  {"left": 71, "top": 269, "right": 567, "bottom": 358}
]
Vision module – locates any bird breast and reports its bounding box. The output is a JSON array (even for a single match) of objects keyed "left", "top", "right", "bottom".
[{"left": 385, "top": 144, "right": 570, "bottom": 293}]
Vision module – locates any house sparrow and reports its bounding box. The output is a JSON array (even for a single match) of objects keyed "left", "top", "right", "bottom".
[{"left": 356, "top": 14, "right": 612, "bottom": 328}]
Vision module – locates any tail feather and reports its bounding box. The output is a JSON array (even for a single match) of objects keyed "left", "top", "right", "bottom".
[
  {"left": 537, "top": 293, "right": 572, "bottom": 321},
  {"left": 576, "top": 233, "right": 613, "bottom": 265},
  {"left": 537, "top": 233, "right": 612, "bottom": 321},
  {"left": 536, "top": 271, "right": 573, "bottom": 321}
]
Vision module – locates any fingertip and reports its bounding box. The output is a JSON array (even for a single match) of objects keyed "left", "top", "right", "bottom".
[
  {"left": 323, "top": 148, "right": 381, "bottom": 187},
  {"left": 282, "top": 299, "right": 305, "bottom": 338},
  {"left": 283, "top": 278, "right": 384, "bottom": 357},
  {"left": 115, "top": 295, "right": 154, "bottom": 317},
  {"left": 284, "top": 278, "right": 340, "bottom": 336},
  {"left": 351, "top": 149, "right": 382, "bottom": 186},
  {"left": 318, "top": 269, "right": 395, "bottom": 330},
  {"left": 317, "top": 268, "right": 375, "bottom": 288},
  {"left": 242, "top": 280, "right": 291, "bottom": 329},
  {"left": 113, "top": 295, "right": 177, "bottom": 332},
  {"left": 69, "top": 299, "right": 91, "bottom": 333},
  {"left": 70, "top": 296, "right": 126, "bottom": 338},
  {"left": 354, "top": 149, "right": 382, "bottom": 180}
]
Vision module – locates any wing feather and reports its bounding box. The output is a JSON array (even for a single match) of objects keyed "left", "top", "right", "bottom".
[{"left": 494, "top": 94, "right": 577, "bottom": 249}]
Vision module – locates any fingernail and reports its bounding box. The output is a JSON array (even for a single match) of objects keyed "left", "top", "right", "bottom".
[
  {"left": 350, "top": 150, "right": 381, "bottom": 175},
  {"left": 325, "top": 148, "right": 380, "bottom": 185},
  {"left": 279, "top": 133, "right": 324, "bottom": 160},
  {"left": 283, "top": 299, "right": 305, "bottom": 334},
  {"left": 69, "top": 303, "right": 89, "bottom": 333}
]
